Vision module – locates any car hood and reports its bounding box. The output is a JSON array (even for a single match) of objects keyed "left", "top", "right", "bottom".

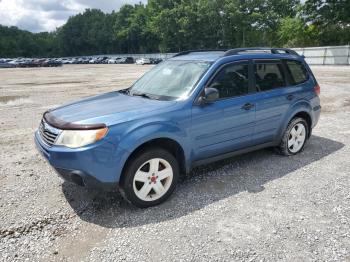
[{"left": 48, "top": 91, "right": 177, "bottom": 126}]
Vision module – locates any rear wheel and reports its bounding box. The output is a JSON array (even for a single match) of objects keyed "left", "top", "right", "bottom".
[
  {"left": 120, "top": 148, "right": 179, "bottom": 208},
  {"left": 278, "top": 117, "right": 308, "bottom": 156}
]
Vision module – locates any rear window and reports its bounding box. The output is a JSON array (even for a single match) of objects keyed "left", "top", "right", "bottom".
[{"left": 286, "top": 60, "right": 309, "bottom": 85}]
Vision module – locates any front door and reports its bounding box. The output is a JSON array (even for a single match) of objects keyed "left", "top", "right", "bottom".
[{"left": 191, "top": 61, "right": 256, "bottom": 161}]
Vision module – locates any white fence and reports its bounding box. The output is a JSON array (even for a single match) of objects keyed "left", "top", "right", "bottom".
[{"left": 293, "top": 45, "right": 350, "bottom": 65}]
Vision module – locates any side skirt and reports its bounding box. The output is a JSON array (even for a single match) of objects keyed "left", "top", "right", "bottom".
[{"left": 191, "top": 141, "right": 277, "bottom": 169}]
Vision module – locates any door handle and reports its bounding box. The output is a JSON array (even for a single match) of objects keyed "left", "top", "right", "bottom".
[
  {"left": 287, "top": 94, "right": 294, "bottom": 101},
  {"left": 241, "top": 103, "right": 255, "bottom": 110}
]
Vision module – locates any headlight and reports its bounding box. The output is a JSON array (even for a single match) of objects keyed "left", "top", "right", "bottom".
[{"left": 55, "top": 127, "right": 108, "bottom": 148}]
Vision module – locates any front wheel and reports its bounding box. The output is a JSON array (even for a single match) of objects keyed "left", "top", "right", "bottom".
[
  {"left": 278, "top": 117, "right": 309, "bottom": 156},
  {"left": 120, "top": 148, "right": 179, "bottom": 208}
]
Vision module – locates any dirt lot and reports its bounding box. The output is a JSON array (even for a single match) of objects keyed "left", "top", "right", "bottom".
[{"left": 0, "top": 64, "right": 349, "bottom": 262}]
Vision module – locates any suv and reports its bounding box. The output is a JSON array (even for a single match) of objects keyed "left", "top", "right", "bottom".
[{"left": 35, "top": 48, "right": 321, "bottom": 207}]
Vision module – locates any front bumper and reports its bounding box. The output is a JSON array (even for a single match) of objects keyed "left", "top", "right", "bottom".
[
  {"left": 34, "top": 131, "right": 126, "bottom": 190},
  {"left": 54, "top": 168, "right": 117, "bottom": 190}
]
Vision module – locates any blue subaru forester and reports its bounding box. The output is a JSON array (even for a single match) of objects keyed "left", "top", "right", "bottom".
[{"left": 35, "top": 48, "right": 321, "bottom": 207}]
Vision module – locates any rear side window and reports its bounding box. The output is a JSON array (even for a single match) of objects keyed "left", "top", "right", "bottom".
[
  {"left": 254, "top": 61, "right": 286, "bottom": 91},
  {"left": 286, "top": 60, "right": 309, "bottom": 85}
]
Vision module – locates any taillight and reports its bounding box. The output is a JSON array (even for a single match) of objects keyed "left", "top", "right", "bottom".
[{"left": 314, "top": 84, "right": 320, "bottom": 96}]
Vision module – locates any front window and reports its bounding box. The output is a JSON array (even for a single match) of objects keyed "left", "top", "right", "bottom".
[
  {"left": 208, "top": 62, "right": 249, "bottom": 99},
  {"left": 129, "top": 60, "right": 211, "bottom": 100}
]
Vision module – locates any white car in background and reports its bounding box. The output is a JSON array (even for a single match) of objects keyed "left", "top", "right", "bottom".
[
  {"left": 108, "top": 59, "right": 118, "bottom": 64},
  {"left": 136, "top": 58, "right": 151, "bottom": 65}
]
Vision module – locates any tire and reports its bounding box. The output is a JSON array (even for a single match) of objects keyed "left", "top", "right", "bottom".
[
  {"left": 277, "top": 117, "right": 309, "bottom": 156},
  {"left": 120, "top": 148, "right": 179, "bottom": 208}
]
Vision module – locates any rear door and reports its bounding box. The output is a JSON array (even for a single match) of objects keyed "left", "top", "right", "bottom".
[{"left": 253, "top": 59, "right": 297, "bottom": 143}]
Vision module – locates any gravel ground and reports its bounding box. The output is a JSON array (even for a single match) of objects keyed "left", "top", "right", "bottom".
[{"left": 0, "top": 65, "right": 349, "bottom": 262}]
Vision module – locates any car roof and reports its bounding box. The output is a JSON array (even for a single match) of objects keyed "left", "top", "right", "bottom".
[{"left": 169, "top": 48, "right": 303, "bottom": 62}]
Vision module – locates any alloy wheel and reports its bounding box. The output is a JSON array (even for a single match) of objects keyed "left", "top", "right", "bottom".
[
  {"left": 288, "top": 123, "right": 306, "bottom": 153},
  {"left": 133, "top": 158, "right": 173, "bottom": 201}
]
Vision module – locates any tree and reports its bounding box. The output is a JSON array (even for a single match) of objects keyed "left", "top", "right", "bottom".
[
  {"left": 278, "top": 17, "right": 318, "bottom": 47},
  {"left": 303, "top": 0, "right": 350, "bottom": 45},
  {"left": 304, "top": 0, "right": 350, "bottom": 27},
  {"left": 114, "top": 4, "right": 158, "bottom": 53},
  {"left": 0, "top": 25, "right": 56, "bottom": 57},
  {"left": 57, "top": 9, "right": 117, "bottom": 56},
  {"left": 0, "top": 0, "right": 349, "bottom": 57}
]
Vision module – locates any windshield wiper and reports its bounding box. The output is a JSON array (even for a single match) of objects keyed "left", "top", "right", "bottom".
[{"left": 132, "top": 92, "right": 153, "bottom": 99}]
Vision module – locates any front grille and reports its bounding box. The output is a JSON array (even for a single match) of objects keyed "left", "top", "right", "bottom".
[{"left": 38, "top": 120, "right": 60, "bottom": 146}]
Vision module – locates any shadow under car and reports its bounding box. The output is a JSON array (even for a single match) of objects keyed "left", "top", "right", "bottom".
[{"left": 61, "top": 135, "right": 344, "bottom": 228}]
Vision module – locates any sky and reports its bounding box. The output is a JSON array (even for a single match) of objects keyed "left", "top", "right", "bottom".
[{"left": 0, "top": 0, "right": 147, "bottom": 33}]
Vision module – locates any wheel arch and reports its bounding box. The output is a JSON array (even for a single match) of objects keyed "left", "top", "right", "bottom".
[
  {"left": 293, "top": 111, "right": 312, "bottom": 138},
  {"left": 280, "top": 109, "right": 313, "bottom": 141},
  {"left": 119, "top": 137, "right": 187, "bottom": 186},
  {"left": 278, "top": 101, "right": 314, "bottom": 142}
]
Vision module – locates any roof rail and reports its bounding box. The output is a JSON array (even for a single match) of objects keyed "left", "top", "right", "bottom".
[
  {"left": 224, "top": 47, "right": 299, "bottom": 57},
  {"left": 173, "top": 49, "right": 228, "bottom": 57}
]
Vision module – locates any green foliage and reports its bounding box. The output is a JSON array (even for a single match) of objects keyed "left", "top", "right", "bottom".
[
  {"left": 303, "top": 0, "right": 350, "bottom": 45},
  {"left": 0, "top": 0, "right": 349, "bottom": 57},
  {"left": 0, "top": 25, "right": 56, "bottom": 57},
  {"left": 58, "top": 9, "right": 117, "bottom": 56},
  {"left": 278, "top": 17, "right": 319, "bottom": 47},
  {"left": 114, "top": 4, "right": 158, "bottom": 53},
  {"left": 304, "top": 0, "right": 350, "bottom": 27}
]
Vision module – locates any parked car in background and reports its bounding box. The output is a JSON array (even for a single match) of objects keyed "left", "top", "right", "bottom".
[
  {"left": 35, "top": 48, "right": 321, "bottom": 208},
  {"left": 74, "top": 58, "right": 83, "bottom": 64},
  {"left": 0, "top": 58, "right": 13, "bottom": 64},
  {"left": 33, "top": 59, "right": 46, "bottom": 67},
  {"left": 136, "top": 58, "right": 151, "bottom": 65},
  {"left": 82, "top": 58, "right": 91, "bottom": 64},
  {"left": 150, "top": 58, "right": 163, "bottom": 64},
  {"left": 108, "top": 58, "right": 119, "bottom": 64},
  {"left": 8, "top": 59, "right": 22, "bottom": 66},
  {"left": 44, "top": 59, "right": 63, "bottom": 67},
  {"left": 61, "top": 59, "right": 69, "bottom": 64},
  {"left": 102, "top": 57, "right": 110, "bottom": 64},
  {"left": 115, "top": 58, "right": 123, "bottom": 64},
  {"left": 0, "top": 55, "right": 164, "bottom": 67},
  {"left": 94, "top": 57, "right": 109, "bottom": 64},
  {"left": 120, "top": 57, "right": 134, "bottom": 64},
  {"left": 0, "top": 61, "right": 15, "bottom": 68},
  {"left": 17, "top": 59, "right": 35, "bottom": 67}
]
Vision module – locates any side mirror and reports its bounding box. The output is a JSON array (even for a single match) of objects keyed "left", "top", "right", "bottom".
[{"left": 199, "top": 87, "right": 219, "bottom": 104}]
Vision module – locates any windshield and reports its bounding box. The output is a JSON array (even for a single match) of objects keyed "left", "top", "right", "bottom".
[{"left": 129, "top": 60, "right": 211, "bottom": 100}]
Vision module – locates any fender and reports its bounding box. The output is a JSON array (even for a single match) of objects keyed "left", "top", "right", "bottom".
[
  {"left": 114, "top": 121, "right": 192, "bottom": 181},
  {"left": 277, "top": 99, "right": 313, "bottom": 141}
]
